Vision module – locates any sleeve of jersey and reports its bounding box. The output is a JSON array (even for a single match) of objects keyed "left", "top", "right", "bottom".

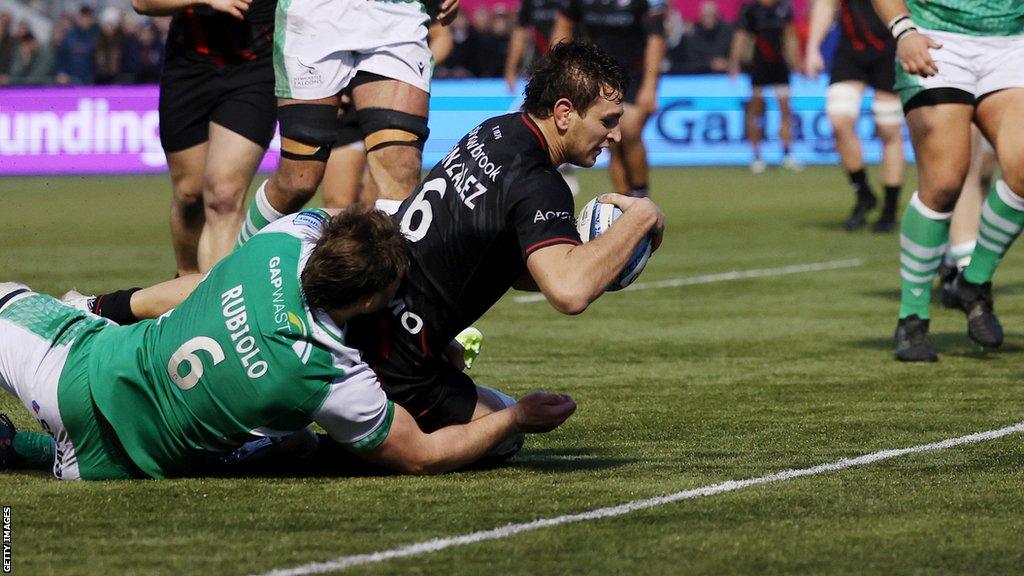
[
  {"left": 511, "top": 174, "right": 582, "bottom": 259},
  {"left": 312, "top": 362, "right": 394, "bottom": 451}
]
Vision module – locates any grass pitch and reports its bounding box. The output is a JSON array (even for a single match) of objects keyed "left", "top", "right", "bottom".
[{"left": 2, "top": 167, "right": 1024, "bottom": 575}]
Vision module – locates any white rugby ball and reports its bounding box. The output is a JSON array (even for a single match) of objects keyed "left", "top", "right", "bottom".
[{"left": 576, "top": 197, "right": 652, "bottom": 291}]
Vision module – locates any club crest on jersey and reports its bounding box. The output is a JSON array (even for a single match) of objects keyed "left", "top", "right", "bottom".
[{"left": 287, "top": 311, "right": 312, "bottom": 364}]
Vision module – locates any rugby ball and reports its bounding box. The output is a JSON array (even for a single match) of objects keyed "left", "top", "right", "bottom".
[{"left": 576, "top": 197, "right": 652, "bottom": 291}]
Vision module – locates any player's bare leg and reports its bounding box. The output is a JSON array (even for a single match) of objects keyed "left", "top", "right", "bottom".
[
  {"left": 607, "top": 140, "right": 630, "bottom": 194},
  {"left": 777, "top": 89, "right": 801, "bottom": 171},
  {"left": 197, "top": 122, "right": 265, "bottom": 271},
  {"left": 263, "top": 95, "right": 337, "bottom": 214},
  {"left": 746, "top": 88, "right": 765, "bottom": 173},
  {"left": 827, "top": 81, "right": 874, "bottom": 230},
  {"left": 940, "top": 127, "right": 996, "bottom": 308},
  {"left": 167, "top": 142, "right": 208, "bottom": 276},
  {"left": 873, "top": 91, "right": 905, "bottom": 232},
  {"left": 894, "top": 103, "right": 972, "bottom": 361},
  {"left": 950, "top": 88, "right": 1024, "bottom": 348},
  {"left": 352, "top": 78, "right": 430, "bottom": 202},
  {"left": 322, "top": 144, "right": 368, "bottom": 209},
  {"left": 616, "top": 103, "right": 652, "bottom": 198}
]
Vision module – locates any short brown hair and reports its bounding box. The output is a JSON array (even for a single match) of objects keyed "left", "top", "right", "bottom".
[
  {"left": 301, "top": 207, "right": 408, "bottom": 311},
  {"left": 522, "top": 41, "right": 627, "bottom": 119}
]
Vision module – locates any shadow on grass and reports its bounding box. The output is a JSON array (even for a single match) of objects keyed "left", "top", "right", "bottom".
[
  {"left": 862, "top": 281, "right": 1024, "bottom": 303},
  {"left": 185, "top": 443, "right": 626, "bottom": 480},
  {"left": 504, "top": 447, "right": 631, "bottom": 473},
  {"left": 850, "top": 331, "right": 1024, "bottom": 359}
]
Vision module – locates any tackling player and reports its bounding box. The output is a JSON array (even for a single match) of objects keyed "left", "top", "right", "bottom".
[
  {"left": 805, "top": 0, "right": 905, "bottom": 232},
  {"left": 550, "top": 0, "right": 666, "bottom": 198},
  {"left": 879, "top": 0, "right": 1024, "bottom": 361},
  {"left": 0, "top": 209, "right": 575, "bottom": 480},
  {"left": 134, "top": 0, "right": 277, "bottom": 276},
  {"left": 729, "top": 0, "right": 802, "bottom": 173}
]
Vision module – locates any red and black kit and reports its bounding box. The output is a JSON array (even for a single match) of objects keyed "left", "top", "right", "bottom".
[
  {"left": 348, "top": 113, "right": 580, "bottom": 429},
  {"left": 158, "top": 0, "right": 277, "bottom": 152},
  {"left": 829, "top": 0, "right": 896, "bottom": 91}
]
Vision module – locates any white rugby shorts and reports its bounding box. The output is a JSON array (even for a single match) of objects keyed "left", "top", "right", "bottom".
[{"left": 274, "top": 0, "right": 433, "bottom": 99}]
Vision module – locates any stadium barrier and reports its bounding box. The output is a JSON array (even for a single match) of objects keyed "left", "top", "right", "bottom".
[{"left": 0, "top": 75, "right": 913, "bottom": 175}]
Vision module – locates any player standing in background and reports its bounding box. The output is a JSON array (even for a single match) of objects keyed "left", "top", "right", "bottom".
[
  {"left": 504, "top": 0, "right": 562, "bottom": 93},
  {"left": 234, "top": 0, "right": 459, "bottom": 247},
  {"left": 134, "top": 0, "right": 277, "bottom": 277},
  {"left": 879, "top": 0, "right": 1024, "bottom": 361},
  {"left": 504, "top": 0, "right": 581, "bottom": 196},
  {"left": 0, "top": 209, "right": 576, "bottom": 480},
  {"left": 729, "top": 0, "right": 802, "bottom": 174},
  {"left": 321, "top": 22, "right": 454, "bottom": 210},
  {"left": 550, "top": 0, "right": 666, "bottom": 198},
  {"left": 805, "top": 0, "right": 904, "bottom": 232}
]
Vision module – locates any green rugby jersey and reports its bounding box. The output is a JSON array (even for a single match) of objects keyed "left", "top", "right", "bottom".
[
  {"left": 907, "top": 0, "right": 1024, "bottom": 36},
  {"left": 86, "top": 210, "right": 393, "bottom": 478}
]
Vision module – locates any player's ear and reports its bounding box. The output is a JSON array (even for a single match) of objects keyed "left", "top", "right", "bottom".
[{"left": 552, "top": 98, "right": 574, "bottom": 131}]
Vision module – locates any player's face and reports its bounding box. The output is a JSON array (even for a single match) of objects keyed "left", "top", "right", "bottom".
[{"left": 566, "top": 91, "right": 624, "bottom": 168}]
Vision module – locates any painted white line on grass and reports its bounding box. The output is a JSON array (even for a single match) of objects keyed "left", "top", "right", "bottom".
[
  {"left": 256, "top": 421, "right": 1024, "bottom": 576},
  {"left": 513, "top": 258, "right": 865, "bottom": 303}
]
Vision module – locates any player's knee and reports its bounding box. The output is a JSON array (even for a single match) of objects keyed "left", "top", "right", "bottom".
[
  {"left": 357, "top": 108, "right": 429, "bottom": 154},
  {"left": 999, "top": 165, "right": 1024, "bottom": 198},
  {"left": 170, "top": 172, "right": 204, "bottom": 207},
  {"left": 278, "top": 104, "right": 338, "bottom": 162},
  {"left": 270, "top": 167, "right": 321, "bottom": 205},
  {"left": 202, "top": 175, "right": 247, "bottom": 217},
  {"left": 872, "top": 97, "right": 904, "bottom": 132}
]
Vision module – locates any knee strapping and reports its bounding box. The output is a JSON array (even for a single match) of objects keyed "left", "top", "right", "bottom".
[
  {"left": 278, "top": 104, "right": 338, "bottom": 162},
  {"left": 826, "top": 82, "right": 863, "bottom": 118},
  {"left": 357, "top": 108, "right": 429, "bottom": 153},
  {"left": 872, "top": 97, "right": 904, "bottom": 126}
]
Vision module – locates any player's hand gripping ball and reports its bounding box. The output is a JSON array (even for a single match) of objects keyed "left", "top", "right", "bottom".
[{"left": 576, "top": 197, "right": 652, "bottom": 291}]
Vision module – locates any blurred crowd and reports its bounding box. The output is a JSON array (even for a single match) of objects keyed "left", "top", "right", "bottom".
[
  {"left": 0, "top": 0, "right": 741, "bottom": 86},
  {"left": 0, "top": 5, "right": 165, "bottom": 86},
  {"left": 438, "top": 0, "right": 737, "bottom": 79}
]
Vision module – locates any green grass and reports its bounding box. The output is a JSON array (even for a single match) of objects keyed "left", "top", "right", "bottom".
[{"left": 3, "top": 167, "right": 1024, "bottom": 575}]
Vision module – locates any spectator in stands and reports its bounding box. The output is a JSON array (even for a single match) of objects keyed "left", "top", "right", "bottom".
[
  {"left": 679, "top": 1, "right": 732, "bottom": 74},
  {"left": 437, "top": 11, "right": 480, "bottom": 78},
  {"left": 477, "top": 4, "right": 511, "bottom": 77},
  {"left": 95, "top": 6, "right": 124, "bottom": 84},
  {"left": 8, "top": 30, "right": 55, "bottom": 85},
  {"left": 123, "top": 21, "right": 163, "bottom": 84},
  {"left": 663, "top": 7, "right": 689, "bottom": 74},
  {"left": 56, "top": 5, "right": 99, "bottom": 85},
  {"left": 0, "top": 13, "right": 15, "bottom": 82}
]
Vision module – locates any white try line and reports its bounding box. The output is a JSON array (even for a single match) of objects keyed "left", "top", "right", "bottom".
[
  {"left": 513, "top": 258, "right": 865, "bottom": 303},
  {"left": 255, "top": 421, "right": 1024, "bottom": 576}
]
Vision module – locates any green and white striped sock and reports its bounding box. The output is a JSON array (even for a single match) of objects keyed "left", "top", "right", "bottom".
[
  {"left": 964, "top": 180, "right": 1024, "bottom": 284},
  {"left": 899, "top": 192, "right": 951, "bottom": 319},
  {"left": 236, "top": 179, "right": 285, "bottom": 249}
]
